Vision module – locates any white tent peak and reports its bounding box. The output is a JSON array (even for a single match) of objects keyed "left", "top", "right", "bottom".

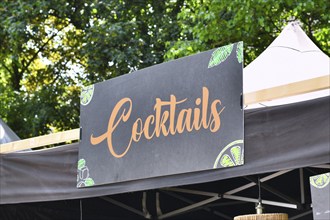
[
  {"left": 244, "top": 22, "right": 329, "bottom": 109},
  {"left": 269, "top": 22, "right": 320, "bottom": 52}
]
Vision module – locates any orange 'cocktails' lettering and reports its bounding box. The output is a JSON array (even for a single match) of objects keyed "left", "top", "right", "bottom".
[{"left": 90, "top": 87, "right": 225, "bottom": 158}]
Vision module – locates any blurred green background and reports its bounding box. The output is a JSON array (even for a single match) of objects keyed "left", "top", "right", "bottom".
[{"left": 0, "top": 0, "right": 329, "bottom": 138}]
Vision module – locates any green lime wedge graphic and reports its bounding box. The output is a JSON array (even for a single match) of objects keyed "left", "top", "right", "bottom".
[
  {"left": 78, "top": 158, "right": 86, "bottom": 170},
  {"left": 231, "top": 145, "right": 242, "bottom": 165},
  {"left": 208, "top": 44, "right": 234, "bottom": 68},
  {"left": 85, "top": 178, "right": 95, "bottom": 187},
  {"left": 77, "top": 158, "right": 96, "bottom": 188},
  {"left": 236, "top": 42, "right": 243, "bottom": 63},
  {"left": 310, "top": 173, "right": 330, "bottom": 188},
  {"left": 213, "top": 140, "right": 244, "bottom": 168},
  {"left": 80, "top": 85, "right": 94, "bottom": 106},
  {"left": 220, "top": 154, "right": 235, "bottom": 167}
]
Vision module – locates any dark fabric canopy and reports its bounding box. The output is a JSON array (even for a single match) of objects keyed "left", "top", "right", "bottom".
[{"left": 1, "top": 97, "right": 329, "bottom": 204}]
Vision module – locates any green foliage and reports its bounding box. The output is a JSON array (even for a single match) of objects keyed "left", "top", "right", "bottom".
[
  {"left": 0, "top": 0, "right": 329, "bottom": 139},
  {"left": 164, "top": 0, "right": 330, "bottom": 65},
  {"left": 0, "top": 0, "right": 183, "bottom": 138}
]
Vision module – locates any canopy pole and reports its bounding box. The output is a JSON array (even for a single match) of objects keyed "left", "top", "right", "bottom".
[
  {"left": 225, "top": 170, "right": 293, "bottom": 195},
  {"left": 160, "top": 190, "right": 232, "bottom": 219},
  {"left": 142, "top": 192, "right": 151, "bottom": 219},
  {"left": 158, "top": 196, "right": 220, "bottom": 219},
  {"left": 100, "top": 196, "right": 148, "bottom": 218},
  {"left": 244, "top": 176, "right": 302, "bottom": 208},
  {"left": 163, "top": 187, "right": 218, "bottom": 197},
  {"left": 299, "top": 168, "right": 305, "bottom": 205},
  {"left": 223, "top": 195, "right": 297, "bottom": 209},
  {"left": 289, "top": 210, "right": 313, "bottom": 220},
  {"left": 156, "top": 192, "right": 163, "bottom": 216},
  {"left": 162, "top": 170, "right": 292, "bottom": 198}
]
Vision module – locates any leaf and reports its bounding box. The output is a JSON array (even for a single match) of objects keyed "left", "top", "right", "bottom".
[
  {"left": 236, "top": 42, "right": 243, "bottom": 64},
  {"left": 85, "top": 178, "right": 95, "bottom": 186},
  {"left": 78, "top": 158, "right": 86, "bottom": 170},
  {"left": 208, "top": 44, "right": 234, "bottom": 68}
]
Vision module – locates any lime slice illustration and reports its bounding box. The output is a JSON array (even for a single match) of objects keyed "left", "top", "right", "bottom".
[
  {"left": 77, "top": 181, "right": 86, "bottom": 188},
  {"left": 208, "top": 44, "right": 234, "bottom": 68},
  {"left": 80, "top": 85, "right": 94, "bottom": 106},
  {"left": 310, "top": 173, "right": 330, "bottom": 189},
  {"left": 77, "top": 158, "right": 96, "bottom": 188},
  {"left": 213, "top": 140, "right": 244, "bottom": 168}
]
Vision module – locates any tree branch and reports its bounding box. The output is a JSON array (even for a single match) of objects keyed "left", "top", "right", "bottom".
[
  {"left": 20, "top": 24, "right": 69, "bottom": 75},
  {"left": 0, "top": 62, "right": 13, "bottom": 75}
]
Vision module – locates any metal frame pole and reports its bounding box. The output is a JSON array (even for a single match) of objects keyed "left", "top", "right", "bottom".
[
  {"left": 299, "top": 168, "right": 305, "bottom": 205},
  {"left": 244, "top": 176, "right": 302, "bottom": 208},
  {"left": 100, "top": 196, "right": 148, "bottom": 218},
  {"left": 225, "top": 169, "right": 293, "bottom": 195},
  {"left": 223, "top": 195, "right": 298, "bottom": 209},
  {"left": 289, "top": 210, "right": 313, "bottom": 220},
  {"left": 161, "top": 190, "right": 232, "bottom": 219},
  {"left": 158, "top": 196, "right": 221, "bottom": 219}
]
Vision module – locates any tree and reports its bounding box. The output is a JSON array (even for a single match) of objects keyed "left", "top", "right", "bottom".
[
  {"left": 164, "top": 0, "right": 330, "bottom": 64},
  {"left": 0, "top": 0, "right": 183, "bottom": 138},
  {"left": 0, "top": 0, "right": 329, "bottom": 139}
]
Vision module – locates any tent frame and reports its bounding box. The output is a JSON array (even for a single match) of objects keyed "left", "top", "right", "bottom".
[
  {"left": 1, "top": 69, "right": 329, "bottom": 219},
  {"left": 96, "top": 165, "right": 329, "bottom": 219}
]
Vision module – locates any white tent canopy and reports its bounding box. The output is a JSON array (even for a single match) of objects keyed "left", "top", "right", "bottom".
[
  {"left": 244, "top": 22, "right": 330, "bottom": 109},
  {"left": 0, "top": 119, "right": 20, "bottom": 145}
]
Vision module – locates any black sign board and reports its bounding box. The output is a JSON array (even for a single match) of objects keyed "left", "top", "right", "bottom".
[
  {"left": 310, "top": 172, "right": 330, "bottom": 219},
  {"left": 77, "top": 42, "right": 244, "bottom": 187}
]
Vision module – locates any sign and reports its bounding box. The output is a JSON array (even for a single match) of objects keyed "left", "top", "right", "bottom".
[
  {"left": 310, "top": 172, "right": 330, "bottom": 219},
  {"left": 77, "top": 42, "right": 244, "bottom": 187}
]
